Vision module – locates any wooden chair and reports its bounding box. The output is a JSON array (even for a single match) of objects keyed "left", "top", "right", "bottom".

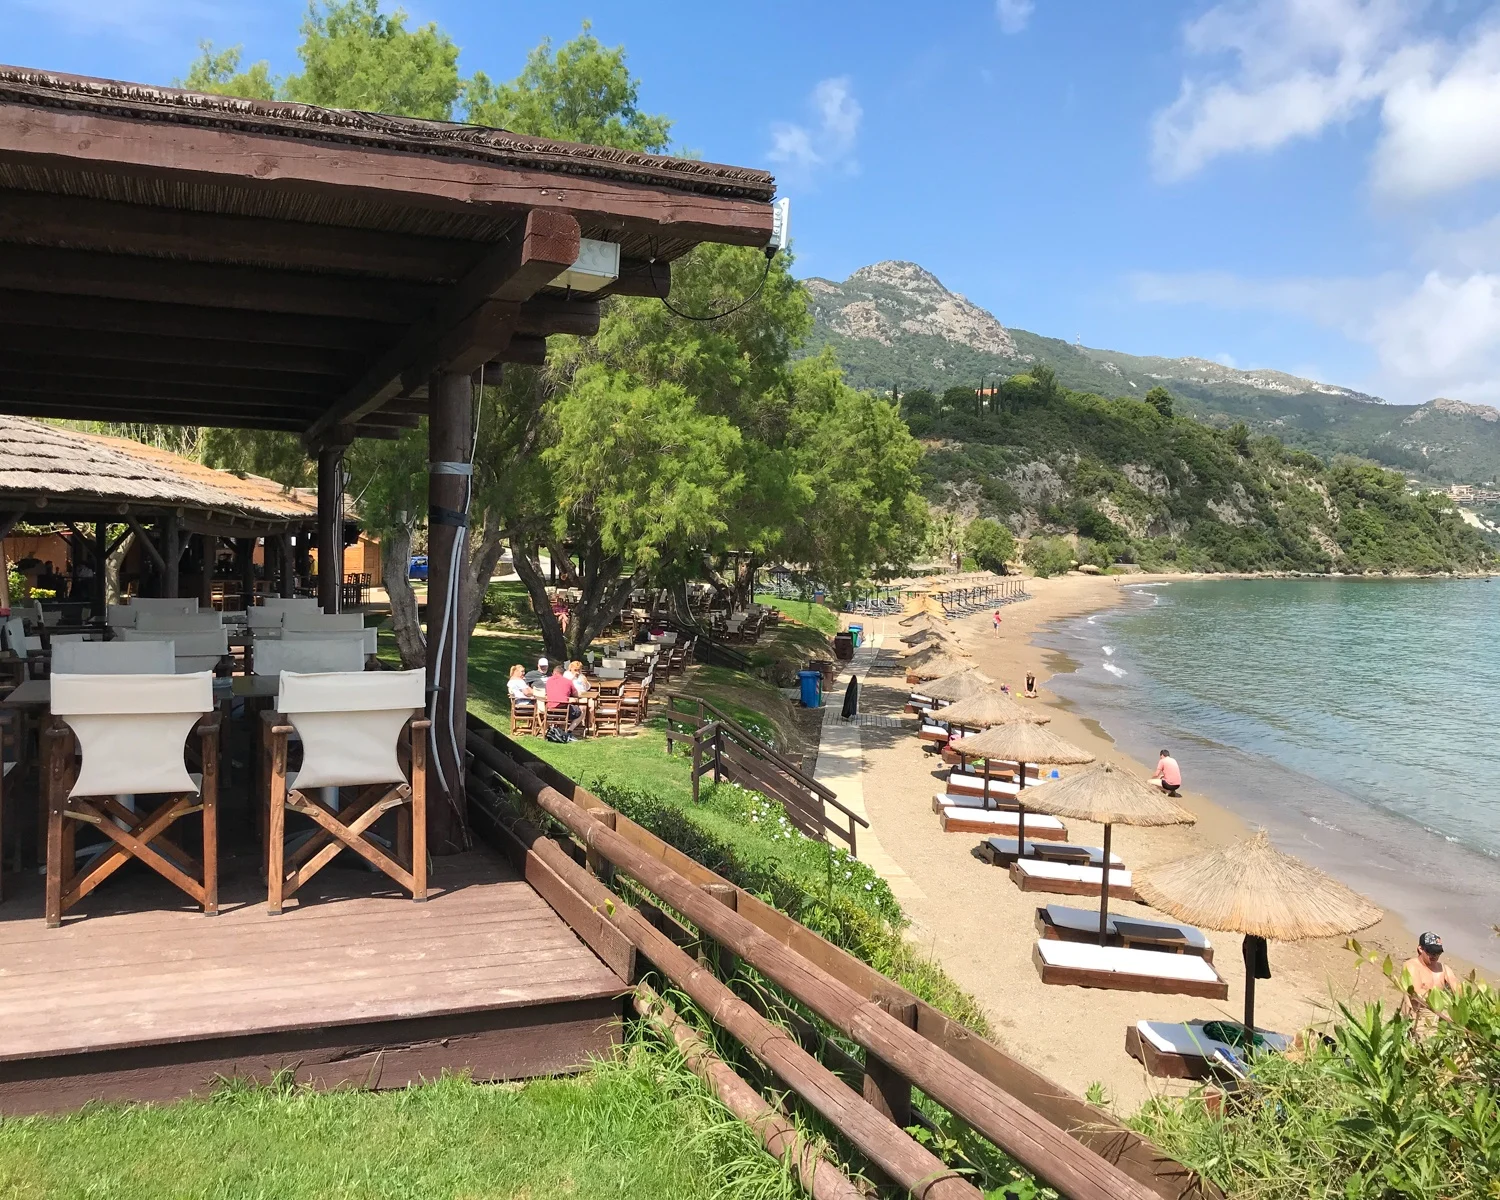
[
  {"left": 510, "top": 695, "right": 540, "bottom": 735},
  {"left": 265, "top": 669, "right": 427, "bottom": 915},
  {"left": 45, "top": 672, "right": 219, "bottom": 927},
  {"left": 592, "top": 692, "right": 623, "bottom": 736},
  {"left": 618, "top": 681, "right": 647, "bottom": 729}
]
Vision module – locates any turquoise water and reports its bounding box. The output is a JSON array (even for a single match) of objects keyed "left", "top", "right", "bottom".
[{"left": 1044, "top": 578, "right": 1500, "bottom": 972}]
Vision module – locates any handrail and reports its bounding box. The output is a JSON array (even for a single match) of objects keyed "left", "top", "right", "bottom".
[{"left": 666, "top": 692, "right": 840, "bottom": 803}]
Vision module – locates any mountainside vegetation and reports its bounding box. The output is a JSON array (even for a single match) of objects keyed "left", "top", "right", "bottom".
[
  {"left": 910, "top": 379, "right": 1494, "bottom": 575},
  {"left": 805, "top": 262, "right": 1500, "bottom": 486}
]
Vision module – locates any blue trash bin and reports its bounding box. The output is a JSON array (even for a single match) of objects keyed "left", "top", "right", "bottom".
[
  {"left": 797, "top": 669, "right": 823, "bottom": 709},
  {"left": 848, "top": 623, "right": 863, "bottom": 648}
]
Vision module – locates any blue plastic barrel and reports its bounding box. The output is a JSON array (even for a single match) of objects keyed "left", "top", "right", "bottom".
[
  {"left": 847, "top": 623, "right": 863, "bottom": 648},
  {"left": 798, "top": 669, "right": 823, "bottom": 709}
]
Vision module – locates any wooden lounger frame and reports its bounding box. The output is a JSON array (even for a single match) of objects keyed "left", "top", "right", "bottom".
[
  {"left": 1034, "top": 907, "right": 1214, "bottom": 963},
  {"left": 1125, "top": 1026, "right": 1223, "bottom": 1080},
  {"left": 1032, "top": 945, "right": 1229, "bottom": 1001},
  {"left": 1008, "top": 861, "right": 1138, "bottom": 900},
  {"left": 940, "top": 811, "right": 1067, "bottom": 839}
]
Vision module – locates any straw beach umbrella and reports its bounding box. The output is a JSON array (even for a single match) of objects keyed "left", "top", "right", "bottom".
[
  {"left": 1136, "top": 831, "right": 1382, "bottom": 1034},
  {"left": 956, "top": 723, "right": 1095, "bottom": 846},
  {"left": 1021, "top": 764, "right": 1195, "bottom": 945},
  {"left": 923, "top": 669, "right": 995, "bottom": 703},
  {"left": 907, "top": 651, "right": 974, "bottom": 682}
]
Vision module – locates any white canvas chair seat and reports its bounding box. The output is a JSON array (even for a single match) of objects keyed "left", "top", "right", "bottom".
[
  {"left": 246, "top": 607, "right": 284, "bottom": 633},
  {"left": 283, "top": 610, "right": 364, "bottom": 634},
  {"left": 106, "top": 603, "right": 138, "bottom": 629},
  {"left": 1035, "top": 940, "right": 1225, "bottom": 992},
  {"left": 260, "top": 597, "right": 319, "bottom": 616},
  {"left": 121, "top": 629, "right": 229, "bottom": 674},
  {"left": 45, "top": 671, "right": 218, "bottom": 925},
  {"left": 265, "top": 669, "right": 427, "bottom": 915},
  {"left": 52, "top": 640, "right": 174, "bottom": 676},
  {"left": 253, "top": 638, "right": 365, "bottom": 676},
  {"left": 283, "top": 627, "right": 377, "bottom": 656}
]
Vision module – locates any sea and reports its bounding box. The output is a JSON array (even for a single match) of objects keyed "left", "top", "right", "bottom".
[{"left": 1040, "top": 577, "right": 1500, "bottom": 974}]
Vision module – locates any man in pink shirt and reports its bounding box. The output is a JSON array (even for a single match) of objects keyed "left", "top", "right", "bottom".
[
  {"left": 544, "top": 665, "right": 585, "bottom": 737},
  {"left": 1151, "top": 749, "right": 1182, "bottom": 796}
]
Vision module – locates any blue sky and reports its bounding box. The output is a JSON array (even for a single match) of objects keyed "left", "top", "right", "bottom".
[{"left": 8, "top": 0, "right": 1500, "bottom": 405}]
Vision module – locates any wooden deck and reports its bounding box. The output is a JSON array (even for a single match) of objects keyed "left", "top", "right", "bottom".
[{"left": 0, "top": 846, "right": 626, "bottom": 1114}]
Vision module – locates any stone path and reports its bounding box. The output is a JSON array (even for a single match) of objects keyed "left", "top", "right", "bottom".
[{"left": 810, "top": 636, "right": 925, "bottom": 901}]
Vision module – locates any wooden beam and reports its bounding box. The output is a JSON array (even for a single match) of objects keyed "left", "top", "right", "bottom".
[
  {"left": 0, "top": 355, "right": 335, "bottom": 394},
  {"left": 596, "top": 257, "right": 669, "bottom": 299},
  {"left": 0, "top": 509, "right": 26, "bottom": 542},
  {"left": 0, "top": 289, "right": 395, "bottom": 350},
  {"left": 0, "top": 374, "right": 325, "bottom": 407},
  {"left": 484, "top": 335, "right": 547, "bottom": 368},
  {"left": 0, "top": 328, "right": 357, "bottom": 375},
  {"left": 0, "top": 396, "right": 309, "bottom": 431},
  {"left": 307, "top": 210, "right": 580, "bottom": 440},
  {"left": 0, "top": 189, "right": 483, "bottom": 282},
  {"left": 0, "top": 245, "right": 440, "bottom": 323},
  {"left": 0, "top": 102, "right": 777, "bottom": 249},
  {"left": 515, "top": 298, "right": 600, "bottom": 338}
]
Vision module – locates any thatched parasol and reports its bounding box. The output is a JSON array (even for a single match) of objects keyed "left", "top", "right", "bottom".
[
  {"left": 899, "top": 606, "right": 946, "bottom": 628},
  {"left": 1136, "top": 830, "right": 1382, "bottom": 1033},
  {"left": 938, "top": 689, "right": 1047, "bottom": 727},
  {"left": 899, "top": 626, "right": 945, "bottom": 648},
  {"left": 907, "top": 651, "right": 974, "bottom": 681},
  {"left": 923, "top": 669, "right": 994, "bottom": 703},
  {"left": 954, "top": 723, "right": 1095, "bottom": 848},
  {"left": 1021, "top": 763, "right": 1195, "bottom": 945}
]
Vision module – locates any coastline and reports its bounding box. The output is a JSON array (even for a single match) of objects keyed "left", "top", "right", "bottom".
[{"left": 844, "top": 573, "right": 1479, "bottom": 1108}]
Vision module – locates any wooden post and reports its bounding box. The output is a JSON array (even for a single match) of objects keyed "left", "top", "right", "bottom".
[
  {"left": 93, "top": 521, "right": 106, "bottom": 615},
  {"left": 702, "top": 882, "right": 739, "bottom": 978},
  {"left": 162, "top": 514, "right": 180, "bottom": 598},
  {"left": 691, "top": 729, "right": 702, "bottom": 804},
  {"left": 198, "top": 535, "right": 214, "bottom": 609},
  {"left": 585, "top": 808, "right": 616, "bottom": 886},
  {"left": 1098, "top": 823, "right": 1113, "bottom": 947},
  {"left": 317, "top": 442, "right": 347, "bottom": 614},
  {"left": 425, "top": 369, "right": 474, "bottom": 854},
  {"left": 280, "top": 533, "right": 295, "bottom": 598},
  {"left": 236, "top": 538, "right": 255, "bottom": 609},
  {"left": 862, "top": 991, "right": 916, "bottom": 1129}
]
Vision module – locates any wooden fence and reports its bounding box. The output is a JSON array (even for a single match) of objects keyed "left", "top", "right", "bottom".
[{"left": 662, "top": 692, "right": 866, "bottom": 857}]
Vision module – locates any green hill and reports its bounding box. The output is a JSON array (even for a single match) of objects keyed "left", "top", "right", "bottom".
[{"left": 803, "top": 262, "right": 1500, "bottom": 485}]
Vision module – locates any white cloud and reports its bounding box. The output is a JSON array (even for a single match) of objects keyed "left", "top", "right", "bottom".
[
  {"left": 1131, "top": 266, "right": 1500, "bottom": 405},
  {"left": 1151, "top": 0, "right": 1500, "bottom": 199},
  {"left": 769, "top": 77, "right": 862, "bottom": 177},
  {"left": 996, "top": 0, "right": 1034, "bottom": 35},
  {"left": 1215, "top": 352, "right": 1238, "bottom": 367}
]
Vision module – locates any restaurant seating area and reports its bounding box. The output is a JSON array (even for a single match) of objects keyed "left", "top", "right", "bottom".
[{"left": 508, "top": 631, "right": 696, "bottom": 740}]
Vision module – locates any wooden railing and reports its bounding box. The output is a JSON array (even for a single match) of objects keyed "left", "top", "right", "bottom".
[
  {"left": 463, "top": 713, "right": 1213, "bottom": 1200},
  {"left": 662, "top": 692, "right": 866, "bottom": 856}
]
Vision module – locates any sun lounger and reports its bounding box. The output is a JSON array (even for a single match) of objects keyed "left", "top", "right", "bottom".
[
  {"left": 938, "top": 807, "right": 1067, "bottom": 839},
  {"left": 1032, "top": 940, "right": 1229, "bottom": 999},
  {"left": 1125, "top": 1020, "right": 1289, "bottom": 1078},
  {"left": 919, "top": 722, "right": 949, "bottom": 744},
  {"left": 905, "top": 692, "right": 934, "bottom": 713},
  {"left": 1034, "top": 904, "right": 1212, "bottom": 960},
  {"left": 979, "top": 839, "right": 1123, "bottom": 868},
  {"left": 945, "top": 773, "right": 1041, "bottom": 799},
  {"left": 945, "top": 755, "right": 1040, "bottom": 779},
  {"left": 932, "top": 791, "right": 1019, "bottom": 813},
  {"left": 1008, "top": 858, "right": 1138, "bottom": 900}
]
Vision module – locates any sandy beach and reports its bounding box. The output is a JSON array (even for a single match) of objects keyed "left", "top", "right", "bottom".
[{"left": 843, "top": 573, "right": 1436, "bottom": 1111}]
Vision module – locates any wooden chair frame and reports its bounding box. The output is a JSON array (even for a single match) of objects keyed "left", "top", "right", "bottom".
[
  {"left": 42, "top": 713, "right": 220, "bottom": 927},
  {"left": 510, "top": 696, "right": 540, "bottom": 736},
  {"left": 264, "top": 711, "right": 428, "bottom": 915}
]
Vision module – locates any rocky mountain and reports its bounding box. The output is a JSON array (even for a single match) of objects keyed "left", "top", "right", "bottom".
[{"left": 802, "top": 261, "right": 1500, "bottom": 484}]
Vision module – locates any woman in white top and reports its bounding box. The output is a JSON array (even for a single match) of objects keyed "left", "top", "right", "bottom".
[
  {"left": 507, "top": 664, "right": 535, "bottom": 703},
  {"left": 567, "top": 659, "right": 591, "bottom": 696}
]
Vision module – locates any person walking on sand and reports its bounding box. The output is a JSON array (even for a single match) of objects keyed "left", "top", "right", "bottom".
[
  {"left": 1151, "top": 749, "right": 1182, "bottom": 796},
  {"left": 1401, "top": 933, "right": 1460, "bottom": 1023},
  {"left": 992, "top": 610, "right": 1002, "bottom": 636}
]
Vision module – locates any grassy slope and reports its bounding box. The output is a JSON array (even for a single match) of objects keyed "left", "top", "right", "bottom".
[{"left": 0, "top": 1047, "right": 805, "bottom": 1200}]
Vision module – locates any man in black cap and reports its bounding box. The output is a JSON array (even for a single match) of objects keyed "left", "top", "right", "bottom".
[{"left": 1401, "top": 932, "right": 1460, "bottom": 1021}]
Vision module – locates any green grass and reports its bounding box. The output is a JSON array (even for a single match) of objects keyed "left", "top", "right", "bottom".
[
  {"left": 0, "top": 1041, "right": 809, "bottom": 1200},
  {"left": 754, "top": 594, "right": 839, "bottom": 637}
]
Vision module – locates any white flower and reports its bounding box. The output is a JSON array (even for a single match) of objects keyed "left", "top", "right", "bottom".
[
  {"left": 750, "top": 815, "right": 758, "bottom": 822},
  {"left": 863, "top": 883, "right": 872, "bottom": 890}
]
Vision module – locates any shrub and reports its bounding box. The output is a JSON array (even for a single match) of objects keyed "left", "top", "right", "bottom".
[
  {"left": 481, "top": 583, "right": 540, "bottom": 628},
  {"left": 1023, "top": 536, "right": 1074, "bottom": 578},
  {"left": 965, "top": 517, "right": 1015, "bottom": 572}
]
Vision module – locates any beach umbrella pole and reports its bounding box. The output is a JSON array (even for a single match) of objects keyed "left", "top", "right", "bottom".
[
  {"left": 1243, "top": 935, "right": 1259, "bottom": 1035},
  {"left": 1098, "top": 823, "right": 1112, "bottom": 947},
  {"left": 1016, "top": 761, "right": 1027, "bottom": 857}
]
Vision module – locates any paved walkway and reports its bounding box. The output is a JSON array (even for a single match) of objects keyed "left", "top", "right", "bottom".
[{"left": 811, "top": 636, "right": 925, "bottom": 901}]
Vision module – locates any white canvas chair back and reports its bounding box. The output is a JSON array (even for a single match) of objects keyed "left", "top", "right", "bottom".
[
  {"left": 34, "top": 602, "right": 64, "bottom": 628},
  {"left": 277, "top": 669, "right": 424, "bottom": 791},
  {"left": 53, "top": 639, "right": 175, "bottom": 675},
  {"left": 135, "top": 611, "right": 225, "bottom": 633},
  {"left": 254, "top": 638, "right": 364, "bottom": 675},
  {"left": 130, "top": 598, "right": 197, "bottom": 615},
  {"left": 106, "top": 603, "right": 138, "bottom": 629},
  {"left": 283, "top": 610, "right": 363, "bottom": 634},
  {"left": 51, "top": 672, "right": 212, "bottom": 798},
  {"left": 3, "top": 617, "right": 40, "bottom": 655},
  {"left": 247, "top": 607, "right": 284, "bottom": 633},
  {"left": 283, "top": 626, "right": 376, "bottom": 655},
  {"left": 48, "top": 632, "right": 103, "bottom": 645},
  {"left": 260, "top": 597, "right": 319, "bottom": 616},
  {"left": 121, "top": 628, "right": 229, "bottom": 673}
]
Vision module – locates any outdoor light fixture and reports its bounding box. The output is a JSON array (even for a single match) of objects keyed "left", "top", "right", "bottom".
[
  {"left": 550, "top": 238, "right": 621, "bottom": 292},
  {"left": 768, "top": 197, "right": 791, "bottom": 254}
]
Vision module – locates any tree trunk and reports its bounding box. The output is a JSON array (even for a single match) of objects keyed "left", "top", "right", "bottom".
[
  {"left": 509, "top": 534, "right": 569, "bottom": 661},
  {"left": 458, "top": 506, "right": 507, "bottom": 644},
  {"left": 105, "top": 531, "right": 134, "bottom": 606},
  {"left": 382, "top": 524, "right": 425, "bottom": 669}
]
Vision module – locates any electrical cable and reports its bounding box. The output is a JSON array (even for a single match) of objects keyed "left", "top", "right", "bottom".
[{"left": 646, "top": 242, "right": 775, "bottom": 322}]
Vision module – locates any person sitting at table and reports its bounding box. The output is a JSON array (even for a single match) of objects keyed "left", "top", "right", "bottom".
[
  {"left": 507, "top": 664, "right": 537, "bottom": 704},
  {"left": 544, "top": 664, "right": 585, "bottom": 738},
  {"left": 526, "top": 656, "right": 548, "bottom": 684},
  {"left": 566, "top": 659, "right": 592, "bottom": 696}
]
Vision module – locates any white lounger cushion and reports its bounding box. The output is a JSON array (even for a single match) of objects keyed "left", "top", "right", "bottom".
[
  {"left": 1036, "top": 940, "right": 1220, "bottom": 984},
  {"left": 53, "top": 640, "right": 175, "bottom": 675},
  {"left": 940, "top": 807, "right": 1065, "bottom": 832},
  {"left": 1044, "top": 904, "right": 1206, "bottom": 946},
  {"left": 991, "top": 841, "right": 1122, "bottom": 866},
  {"left": 255, "top": 638, "right": 365, "bottom": 675},
  {"left": 936, "top": 791, "right": 1022, "bottom": 811},
  {"left": 1137, "top": 1020, "right": 1291, "bottom": 1057},
  {"left": 1016, "top": 859, "right": 1133, "bottom": 888},
  {"left": 278, "top": 669, "right": 424, "bottom": 790},
  {"left": 908, "top": 693, "right": 933, "bottom": 706},
  {"left": 920, "top": 723, "right": 948, "bottom": 738},
  {"left": 947, "top": 774, "right": 1046, "bottom": 797},
  {"left": 51, "top": 671, "right": 213, "bottom": 798}
]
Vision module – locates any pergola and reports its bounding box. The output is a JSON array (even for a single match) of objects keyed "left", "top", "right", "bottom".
[{"left": 0, "top": 65, "right": 777, "bottom": 851}]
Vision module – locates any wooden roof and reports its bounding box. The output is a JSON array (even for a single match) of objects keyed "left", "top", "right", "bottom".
[
  {"left": 0, "top": 66, "right": 778, "bottom": 442},
  {"left": 0, "top": 415, "right": 318, "bottom": 534}
]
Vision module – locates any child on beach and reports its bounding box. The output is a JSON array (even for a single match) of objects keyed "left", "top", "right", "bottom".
[
  {"left": 1025, "top": 672, "right": 1038, "bottom": 697},
  {"left": 992, "top": 610, "right": 1002, "bottom": 635}
]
